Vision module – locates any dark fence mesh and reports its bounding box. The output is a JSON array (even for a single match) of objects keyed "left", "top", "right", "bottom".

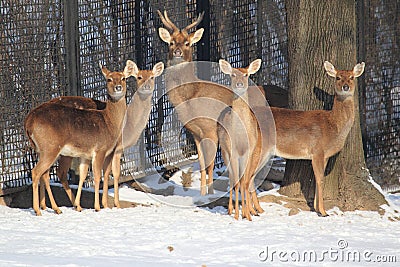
[
  {"left": 357, "top": 0, "right": 400, "bottom": 188},
  {"left": 0, "top": 0, "right": 66, "bottom": 188},
  {"left": 0, "top": 0, "right": 398, "bottom": 192}
]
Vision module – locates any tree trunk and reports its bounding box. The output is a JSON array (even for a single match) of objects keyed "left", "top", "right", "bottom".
[{"left": 279, "top": 0, "right": 386, "bottom": 212}]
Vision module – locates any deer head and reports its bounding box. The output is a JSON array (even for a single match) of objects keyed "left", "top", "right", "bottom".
[
  {"left": 131, "top": 62, "right": 164, "bottom": 96},
  {"left": 324, "top": 61, "right": 365, "bottom": 98},
  {"left": 158, "top": 10, "right": 204, "bottom": 65},
  {"left": 100, "top": 60, "right": 137, "bottom": 102},
  {"left": 219, "top": 59, "right": 262, "bottom": 96}
]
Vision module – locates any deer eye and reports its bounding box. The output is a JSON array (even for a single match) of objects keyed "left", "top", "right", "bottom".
[
  {"left": 336, "top": 76, "right": 341, "bottom": 80},
  {"left": 231, "top": 73, "right": 236, "bottom": 77},
  {"left": 107, "top": 78, "right": 112, "bottom": 82},
  {"left": 169, "top": 41, "right": 175, "bottom": 46},
  {"left": 185, "top": 41, "right": 190, "bottom": 46},
  {"left": 350, "top": 76, "right": 354, "bottom": 80},
  {"left": 121, "top": 77, "right": 126, "bottom": 81},
  {"left": 137, "top": 76, "right": 143, "bottom": 80}
]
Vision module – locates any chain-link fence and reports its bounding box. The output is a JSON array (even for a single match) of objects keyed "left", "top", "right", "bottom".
[
  {"left": 0, "top": 0, "right": 398, "bottom": 193},
  {"left": 357, "top": 0, "right": 400, "bottom": 189}
]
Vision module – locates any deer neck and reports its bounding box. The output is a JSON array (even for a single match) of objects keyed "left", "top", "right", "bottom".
[
  {"left": 105, "top": 97, "right": 127, "bottom": 133},
  {"left": 231, "top": 92, "right": 253, "bottom": 132},
  {"left": 129, "top": 92, "right": 152, "bottom": 133},
  {"left": 331, "top": 94, "right": 355, "bottom": 137},
  {"left": 165, "top": 60, "right": 198, "bottom": 104},
  {"left": 122, "top": 92, "right": 153, "bottom": 148}
]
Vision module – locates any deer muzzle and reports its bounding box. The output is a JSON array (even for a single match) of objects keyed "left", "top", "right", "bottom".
[
  {"left": 173, "top": 48, "right": 183, "bottom": 58},
  {"left": 342, "top": 84, "right": 350, "bottom": 91}
]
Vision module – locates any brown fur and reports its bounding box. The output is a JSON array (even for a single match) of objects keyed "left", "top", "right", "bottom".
[
  {"left": 37, "top": 62, "right": 164, "bottom": 212},
  {"left": 218, "top": 59, "right": 274, "bottom": 221},
  {"left": 25, "top": 60, "right": 136, "bottom": 215},
  {"left": 158, "top": 11, "right": 266, "bottom": 196},
  {"left": 272, "top": 61, "right": 365, "bottom": 216}
]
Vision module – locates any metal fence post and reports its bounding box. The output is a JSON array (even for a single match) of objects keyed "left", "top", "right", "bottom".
[
  {"left": 63, "top": 0, "right": 81, "bottom": 96},
  {"left": 196, "top": 0, "right": 210, "bottom": 62},
  {"left": 356, "top": 0, "right": 368, "bottom": 157}
]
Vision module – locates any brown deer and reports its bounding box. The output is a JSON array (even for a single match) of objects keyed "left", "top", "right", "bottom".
[
  {"left": 158, "top": 10, "right": 266, "bottom": 196},
  {"left": 25, "top": 60, "right": 136, "bottom": 215},
  {"left": 37, "top": 62, "right": 164, "bottom": 212},
  {"left": 218, "top": 59, "right": 275, "bottom": 221},
  {"left": 271, "top": 61, "right": 365, "bottom": 216},
  {"left": 43, "top": 97, "right": 104, "bottom": 208}
]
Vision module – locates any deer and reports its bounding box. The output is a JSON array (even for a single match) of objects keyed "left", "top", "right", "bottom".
[
  {"left": 158, "top": 10, "right": 267, "bottom": 196},
  {"left": 25, "top": 60, "right": 137, "bottom": 215},
  {"left": 218, "top": 59, "right": 275, "bottom": 221},
  {"left": 270, "top": 61, "right": 365, "bottom": 217},
  {"left": 36, "top": 62, "right": 164, "bottom": 212}
]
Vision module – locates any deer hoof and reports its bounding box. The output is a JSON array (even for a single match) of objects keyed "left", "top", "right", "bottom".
[
  {"left": 54, "top": 209, "right": 62, "bottom": 215},
  {"left": 317, "top": 212, "right": 329, "bottom": 217},
  {"left": 75, "top": 206, "right": 82, "bottom": 212}
]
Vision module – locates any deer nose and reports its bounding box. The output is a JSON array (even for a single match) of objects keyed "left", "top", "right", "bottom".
[
  {"left": 236, "top": 82, "right": 244, "bottom": 88},
  {"left": 342, "top": 84, "right": 350, "bottom": 91},
  {"left": 115, "top": 85, "right": 123, "bottom": 92},
  {"left": 173, "top": 48, "right": 183, "bottom": 57}
]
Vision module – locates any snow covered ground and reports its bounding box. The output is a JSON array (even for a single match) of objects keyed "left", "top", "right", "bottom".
[{"left": 0, "top": 167, "right": 399, "bottom": 267}]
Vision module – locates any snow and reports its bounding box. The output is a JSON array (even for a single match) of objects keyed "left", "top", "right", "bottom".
[{"left": 0, "top": 167, "right": 400, "bottom": 267}]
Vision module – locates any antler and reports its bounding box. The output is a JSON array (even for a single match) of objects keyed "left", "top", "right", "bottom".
[
  {"left": 158, "top": 10, "right": 204, "bottom": 33},
  {"left": 184, "top": 11, "right": 205, "bottom": 32},
  {"left": 157, "top": 10, "right": 179, "bottom": 32}
]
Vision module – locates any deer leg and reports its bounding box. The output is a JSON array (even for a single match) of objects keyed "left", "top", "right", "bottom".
[
  {"left": 93, "top": 152, "right": 106, "bottom": 212},
  {"left": 57, "top": 156, "right": 75, "bottom": 205},
  {"left": 74, "top": 158, "right": 89, "bottom": 212},
  {"left": 194, "top": 138, "right": 207, "bottom": 196},
  {"left": 203, "top": 137, "right": 217, "bottom": 195},
  {"left": 39, "top": 175, "right": 47, "bottom": 210},
  {"left": 112, "top": 151, "right": 122, "bottom": 208},
  {"left": 244, "top": 167, "right": 257, "bottom": 216},
  {"left": 228, "top": 156, "right": 239, "bottom": 219},
  {"left": 249, "top": 179, "right": 264, "bottom": 214},
  {"left": 242, "top": 170, "right": 253, "bottom": 221},
  {"left": 31, "top": 151, "right": 58, "bottom": 216},
  {"left": 41, "top": 170, "right": 62, "bottom": 214},
  {"left": 240, "top": 180, "right": 251, "bottom": 221},
  {"left": 206, "top": 164, "right": 215, "bottom": 194},
  {"left": 234, "top": 181, "right": 240, "bottom": 220},
  {"left": 312, "top": 154, "right": 328, "bottom": 217},
  {"left": 102, "top": 154, "right": 112, "bottom": 209},
  {"left": 228, "top": 179, "right": 233, "bottom": 215}
]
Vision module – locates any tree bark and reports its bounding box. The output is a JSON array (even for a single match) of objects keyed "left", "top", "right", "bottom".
[{"left": 279, "top": 0, "right": 386, "bottom": 212}]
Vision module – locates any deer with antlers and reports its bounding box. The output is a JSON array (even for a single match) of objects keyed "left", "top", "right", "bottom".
[
  {"left": 25, "top": 60, "right": 138, "bottom": 215},
  {"left": 218, "top": 59, "right": 275, "bottom": 220},
  {"left": 271, "top": 61, "right": 365, "bottom": 216},
  {"left": 157, "top": 10, "right": 267, "bottom": 196},
  {"left": 34, "top": 62, "right": 164, "bottom": 213}
]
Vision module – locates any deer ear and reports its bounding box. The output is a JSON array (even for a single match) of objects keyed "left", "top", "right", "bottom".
[
  {"left": 100, "top": 62, "right": 110, "bottom": 77},
  {"left": 189, "top": 28, "right": 204, "bottom": 46},
  {"left": 124, "top": 60, "right": 139, "bottom": 78},
  {"left": 152, "top": 62, "right": 165, "bottom": 77},
  {"left": 247, "top": 59, "right": 262, "bottom": 75},
  {"left": 158, "top": 28, "right": 171, "bottom": 44},
  {"left": 324, "top": 61, "right": 337, "bottom": 77},
  {"left": 219, "top": 59, "right": 232, "bottom": 75},
  {"left": 353, "top": 62, "right": 365, "bottom": 77}
]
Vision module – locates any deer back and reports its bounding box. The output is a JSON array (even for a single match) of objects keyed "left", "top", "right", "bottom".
[{"left": 25, "top": 60, "right": 137, "bottom": 159}]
